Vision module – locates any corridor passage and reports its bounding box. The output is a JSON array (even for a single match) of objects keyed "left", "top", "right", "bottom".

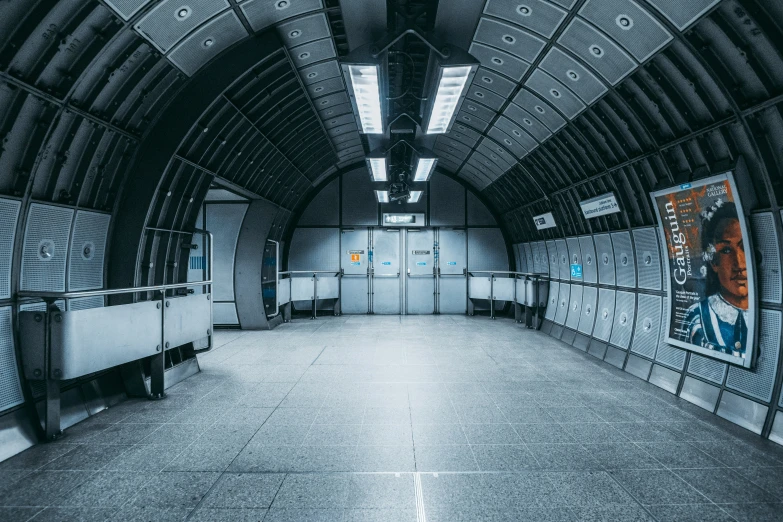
[{"left": 2, "top": 316, "right": 782, "bottom": 521}]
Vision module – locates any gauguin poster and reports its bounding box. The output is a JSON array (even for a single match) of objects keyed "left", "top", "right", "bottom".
[{"left": 651, "top": 173, "right": 757, "bottom": 368}]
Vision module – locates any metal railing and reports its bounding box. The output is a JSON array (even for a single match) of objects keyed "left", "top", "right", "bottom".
[
  {"left": 17, "top": 230, "right": 214, "bottom": 440},
  {"left": 468, "top": 271, "right": 550, "bottom": 322},
  {"left": 278, "top": 271, "right": 342, "bottom": 319}
]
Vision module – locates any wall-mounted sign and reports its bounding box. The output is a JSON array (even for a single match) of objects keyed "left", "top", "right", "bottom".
[
  {"left": 348, "top": 250, "right": 365, "bottom": 255},
  {"left": 570, "top": 264, "right": 583, "bottom": 279},
  {"left": 651, "top": 172, "right": 757, "bottom": 369},
  {"left": 580, "top": 192, "right": 620, "bottom": 218},
  {"left": 416, "top": 262, "right": 427, "bottom": 266},
  {"left": 412, "top": 250, "right": 431, "bottom": 255},
  {"left": 383, "top": 213, "right": 425, "bottom": 227},
  {"left": 350, "top": 254, "right": 361, "bottom": 262},
  {"left": 533, "top": 212, "right": 557, "bottom": 230}
]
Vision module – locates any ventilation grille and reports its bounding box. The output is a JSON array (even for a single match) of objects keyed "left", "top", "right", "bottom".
[
  {"left": 594, "top": 233, "right": 615, "bottom": 285},
  {"left": 134, "top": 0, "right": 230, "bottom": 53},
  {"left": 546, "top": 240, "right": 559, "bottom": 277},
  {"left": 751, "top": 213, "right": 782, "bottom": 304},
  {"left": 655, "top": 299, "right": 686, "bottom": 370},
  {"left": 19, "top": 301, "right": 65, "bottom": 312},
  {"left": 609, "top": 290, "right": 635, "bottom": 350},
  {"left": 612, "top": 231, "right": 636, "bottom": 288},
  {"left": 579, "top": 235, "right": 597, "bottom": 284},
  {"left": 557, "top": 18, "right": 636, "bottom": 85},
  {"left": 240, "top": 0, "right": 323, "bottom": 32},
  {"left": 0, "top": 198, "right": 21, "bottom": 300},
  {"left": 725, "top": 309, "right": 781, "bottom": 403},
  {"left": 168, "top": 10, "right": 249, "bottom": 76},
  {"left": 631, "top": 294, "right": 662, "bottom": 359},
  {"left": 565, "top": 284, "right": 583, "bottom": 330},
  {"left": 593, "top": 288, "right": 616, "bottom": 342},
  {"left": 578, "top": 285, "right": 597, "bottom": 335},
  {"left": 545, "top": 281, "right": 560, "bottom": 321},
  {"left": 68, "top": 211, "right": 110, "bottom": 291},
  {"left": 0, "top": 307, "right": 24, "bottom": 413},
  {"left": 20, "top": 204, "right": 74, "bottom": 292},
  {"left": 539, "top": 47, "right": 607, "bottom": 104},
  {"left": 633, "top": 228, "right": 662, "bottom": 291},
  {"left": 534, "top": 241, "right": 548, "bottom": 274},
  {"left": 556, "top": 239, "right": 570, "bottom": 280},
  {"left": 688, "top": 354, "right": 727, "bottom": 385}
]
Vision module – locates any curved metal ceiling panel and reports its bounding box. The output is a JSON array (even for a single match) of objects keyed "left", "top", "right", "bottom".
[
  {"left": 168, "top": 10, "right": 249, "bottom": 77},
  {"left": 539, "top": 47, "right": 607, "bottom": 104},
  {"left": 134, "top": 0, "right": 230, "bottom": 53},
  {"left": 240, "top": 0, "right": 324, "bottom": 32},
  {"left": 483, "top": 0, "right": 568, "bottom": 39},
  {"left": 469, "top": 43, "right": 531, "bottom": 81},
  {"left": 526, "top": 68, "right": 587, "bottom": 119},
  {"left": 558, "top": 17, "right": 637, "bottom": 86},
  {"left": 646, "top": 0, "right": 722, "bottom": 31},
  {"left": 473, "top": 17, "right": 547, "bottom": 62}
]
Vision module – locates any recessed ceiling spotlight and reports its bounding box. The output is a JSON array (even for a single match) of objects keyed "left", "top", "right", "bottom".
[
  {"left": 516, "top": 5, "right": 531, "bottom": 16},
  {"left": 503, "top": 35, "right": 516, "bottom": 44},
  {"left": 616, "top": 15, "right": 634, "bottom": 30},
  {"left": 202, "top": 38, "right": 214, "bottom": 48},
  {"left": 535, "top": 105, "right": 545, "bottom": 114},
  {"left": 176, "top": 6, "right": 191, "bottom": 20},
  {"left": 567, "top": 70, "right": 580, "bottom": 81},
  {"left": 590, "top": 45, "right": 604, "bottom": 57},
  {"left": 289, "top": 29, "right": 302, "bottom": 38},
  {"left": 276, "top": 0, "right": 290, "bottom": 9}
]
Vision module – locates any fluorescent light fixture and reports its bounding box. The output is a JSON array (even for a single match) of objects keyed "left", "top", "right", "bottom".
[
  {"left": 367, "top": 157, "right": 387, "bottom": 182},
  {"left": 413, "top": 157, "right": 437, "bottom": 182},
  {"left": 347, "top": 64, "right": 383, "bottom": 134},
  {"left": 375, "top": 190, "right": 389, "bottom": 203},
  {"left": 409, "top": 191, "right": 423, "bottom": 203},
  {"left": 426, "top": 66, "right": 473, "bottom": 134}
]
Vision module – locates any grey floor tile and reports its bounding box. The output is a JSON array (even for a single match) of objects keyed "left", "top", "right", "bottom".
[
  {"left": 263, "top": 508, "right": 346, "bottom": 522},
  {"left": 608, "top": 469, "right": 708, "bottom": 505},
  {"left": 344, "top": 507, "right": 417, "bottom": 522},
  {"left": 414, "top": 445, "right": 478, "bottom": 472},
  {"left": 229, "top": 446, "right": 299, "bottom": 473},
  {"left": 28, "top": 507, "right": 116, "bottom": 521},
  {"left": 109, "top": 505, "right": 191, "bottom": 521},
  {"left": 264, "top": 408, "right": 320, "bottom": 426},
  {"left": 129, "top": 471, "right": 220, "bottom": 509},
  {"left": 0, "top": 470, "right": 92, "bottom": 507},
  {"left": 58, "top": 471, "right": 151, "bottom": 508},
  {"left": 498, "top": 407, "right": 556, "bottom": 424},
  {"left": 674, "top": 468, "right": 779, "bottom": 504},
  {"left": 545, "top": 471, "right": 637, "bottom": 507},
  {"left": 568, "top": 505, "right": 653, "bottom": 521},
  {"left": 352, "top": 445, "right": 415, "bottom": 472},
  {"left": 41, "top": 444, "right": 129, "bottom": 472},
  {"left": 201, "top": 473, "right": 284, "bottom": 508},
  {"left": 559, "top": 423, "right": 627, "bottom": 444},
  {"left": 527, "top": 444, "right": 603, "bottom": 471},
  {"left": 635, "top": 442, "right": 725, "bottom": 469},
  {"left": 100, "top": 444, "right": 183, "bottom": 472},
  {"left": 346, "top": 474, "right": 415, "bottom": 509},
  {"left": 732, "top": 466, "right": 783, "bottom": 500},
  {"left": 248, "top": 424, "right": 312, "bottom": 446},
  {"left": 0, "top": 444, "right": 78, "bottom": 471},
  {"left": 187, "top": 508, "right": 267, "bottom": 521},
  {"left": 196, "top": 424, "right": 260, "bottom": 446},
  {"left": 718, "top": 502, "right": 783, "bottom": 522},
  {"left": 581, "top": 443, "right": 663, "bottom": 471},
  {"left": 462, "top": 424, "right": 521, "bottom": 444},
  {"left": 315, "top": 407, "right": 365, "bottom": 425},
  {"left": 608, "top": 422, "right": 683, "bottom": 443},
  {"left": 87, "top": 424, "right": 161, "bottom": 445},
  {"left": 357, "top": 424, "right": 412, "bottom": 446},
  {"left": 481, "top": 472, "right": 565, "bottom": 509},
  {"left": 472, "top": 444, "right": 539, "bottom": 471},
  {"left": 547, "top": 408, "right": 605, "bottom": 423},
  {"left": 647, "top": 503, "right": 735, "bottom": 522},
  {"left": 272, "top": 474, "right": 350, "bottom": 508},
  {"left": 514, "top": 424, "right": 576, "bottom": 443},
  {"left": 290, "top": 446, "right": 357, "bottom": 472},
  {"left": 304, "top": 424, "right": 362, "bottom": 446},
  {"left": 412, "top": 424, "right": 467, "bottom": 445},
  {"left": 0, "top": 507, "right": 43, "bottom": 521},
  {"left": 698, "top": 441, "right": 783, "bottom": 468},
  {"left": 163, "top": 442, "right": 244, "bottom": 472}
]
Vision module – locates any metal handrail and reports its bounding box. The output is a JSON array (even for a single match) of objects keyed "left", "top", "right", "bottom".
[{"left": 279, "top": 271, "right": 341, "bottom": 275}]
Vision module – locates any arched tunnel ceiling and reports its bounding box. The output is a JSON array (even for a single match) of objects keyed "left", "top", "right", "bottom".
[{"left": 1, "top": 0, "right": 783, "bottom": 251}]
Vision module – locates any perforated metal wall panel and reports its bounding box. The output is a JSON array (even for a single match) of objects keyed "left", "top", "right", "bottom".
[
  {"left": 565, "top": 284, "right": 583, "bottom": 330},
  {"left": 135, "top": 0, "right": 230, "bottom": 53},
  {"left": 725, "top": 309, "right": 781, "bottom": 403},
  {"left": 566, "top": 237, "right": 582, "bottom": 281},
  {"left": 68, "top": 296, "right": 105, "bottom": 311},
  {"left": 104, "top": 0, "right": 154, "bottom": 20},
  {"left": 631, "top": 294, "right": 662, "bottom": 359},
  {"left": 538, "top": 47, "right": 607, "bottom": 105},
  {"left": 469, "top": 44, "right": 531, "bottom": 82},
  {"left": 240, "top": 0, "right": 323, "bottom": 32},
  {"left": 556, "top": 239, "right": 570, "bottom": 280},
  {"left": 0, "top": 306, "right": 24, "bottom": 413},
  {"left": 593, "top": 288, "right": 616, "bottom": 342},
  {"left": 557, "top": 18, "right": 636, "bottom": 85},
  {"left": 512, "top": 89, "right": 566, "bottom": 132},
  {"left": 483, "top": 0, "right": 568, "bottom": 39},
  {"left": 19, "top": 301, "right": 65, "bottom": 312},
  {"left": 68, "top": 211, "right": 110, "bottom": 291},
  {"left": 534, "top": 241, "right": 548, "bottom": 274},
  {"left": 655, "top": 298, "right": 687, "bottom": 370},
  {"left": 579, "top": 0, "right": 673, "bottom": 62},
  {"left": 289, "top": 228, "right": 340, "bottom": 272},
  {"left": 645, "top": 0, "right": 721, "bottom": 31},
  {"left": 545, "top": 281, "right": 560, "bottom": 321},
  {"left": 612, "top": 231, "right": 636, "bottom": 288},
  {"left": 751, "top": 213, "right": 782, "bottom": 304},
  {"left": 609, "top": 291, "right": 635, "bottom": 350},
  {"left": 525, "top": 69, "right": 586, "bottom": 120},
  {"left": 578, "top": 235, "right": 597, "bottom": 284},
  {"left": 546, "top": 240, "right": 559, "bottom": 277},
  {"left": 207, "top": 203, "right": 248, "bottom": 302},
  {"left": 299, "top": 179, "right": 339, "bottom": 226},
  {"left": 168, "top": 10, "right": 249, "bottom": 76},
  {"left": 594, "top": 233, "right": 615, "bottom": 285},
  {"left": 633, "top": 227, "right": 662, "bottom": 291},
  {"left": 20, "top": 204, "right": 74, "bottom": 292},
  {"left": 578, "top": 285, "right": 597, "bottom": 335},
  {"left": 517, "top": 244, "right": 529, "bottom": 273},
  {"left": 523, "top": 244, "right": 534, "bottom": 274},
  {"left": 473, "top": 17, "right": 546, "bottom": 63},
  {"left": 687, "top": 354, "right": 727, "bottom": 385},
  {"left": 290, "top": 38, "right": 337, "bottom": 67},
  {"left": 342, "top": 170, "right": 377, "bottom": 225},
  {"left": 277, "top": 13, "right": 331, "bottom": 46},
  {"left": 467, "top": 192, "right": 496, "bottom": 225},
  {"left": 0, "top": 198, "right": 20, "bottom": 300},
  {"left": 430, "top": 174, "right": 466, "bottom": 226},
  {"left": 468, "top": 228, "right": 508, "bottom": 271},
  {"left": 554, "top": 283, "right": 570, "bottom": 325}
]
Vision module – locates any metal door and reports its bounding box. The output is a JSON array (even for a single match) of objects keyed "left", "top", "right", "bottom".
[
  {"left": 407, "top": 229, "right": 435, "bottom": 314},
  {"left": 372, "top": 229, "right": 401, "bottom": 314},
  {"left": 438, "top": 229, "right": 467, "bottom": 314},
  {"left": 341, "top": 229, "right": 369, "bottom": 314}
]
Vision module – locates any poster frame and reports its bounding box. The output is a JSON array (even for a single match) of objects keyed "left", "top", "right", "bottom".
[{"left": 651, "top": 171, "right": 758, "bottom": 369}]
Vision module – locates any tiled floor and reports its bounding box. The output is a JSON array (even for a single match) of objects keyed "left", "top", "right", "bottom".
[{"left": 2, "top": 315, "right": 783, "bottom": 521}]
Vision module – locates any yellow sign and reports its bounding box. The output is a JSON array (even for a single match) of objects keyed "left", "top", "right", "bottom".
[{"left": 351, "top": 254, "right": 360, "bottom": 262}]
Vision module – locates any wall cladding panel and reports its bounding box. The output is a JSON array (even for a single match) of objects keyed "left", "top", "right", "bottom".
[
  {"left": 68, "top": 211, "right": 111, "bottom": 291},
  {"left": 298, "top": 178, "right": 339, "bottom": 226},
  {"left": 0, "top": 306, "right": 24, "bottom": 413},
  {"left": 0, "top": 199, "right": 21, "bottom": 299},
  {"left": 467, "top": 192, "right": 495, "bottom": 225},
  {"left": 631, "top": 294, "right": 662, "bottom": 359},
  {"left": 546, "top": 240, "right": 559, "bottom": 278},
  {"left": 578, "top": 285, "right": 597, "bottom": 335},
  {"left": 751, "top": 213, "right": 782, "bottom": 304},
  {"left": 611, "top": 231, "right": 636, "bottom": 288},
  {"left": 468, "top": 228, "right": 507, "bottom": 272},
  {"left": 534, "top": 241, "right": 548, "bottom": 274},
  {"left": 289, "top": 228, "right": 340, "bottom": 272},
  {"left": 566, "top": 237, "right": 582, "bottom": 281},
  {"left": 206, "top": 203, "right": 248, "bottom": 302},
  {"left": 633, "top": 228, "right": 662, "bottom": 291},
  {"left": 565, "top": 284, "right": 582, "bottom": 330},
  {"left": 579, "top": 235, "right": 597, "bottom": 284},
  {"left": 555, "top": 239, "right": 569, "bottom": 280},
  {"left": 687, "top": 354, "right": 727, "bottom": 385},
  {"left": 20, "top": 204, "right": 74, "bottom": 292},
  {"left": 431, "top": 174, "right": 466, "bottom": 226},
  {"left": 554, "top": 283, "right": 571, "bottom": 325},
  {"left": 609, "top": 290, "right": 635, "bottom": 350},
  {"left": 593, "top": 288, "right": 616, "bottom": 342},
  {"left": 725, "top": 309, "right": 781, "bottom": 403},
  {"left": 545, "top": 281, "right": 560, "bottom": 322},
  {"left": 342, "top": 169, "right": 377, "bottom": 225},
  {"left": 594, "top": 233, "right": 615, "bottom": 285},
  {"left": 655, "top": 298, "right": 687, "bottom": 371}
]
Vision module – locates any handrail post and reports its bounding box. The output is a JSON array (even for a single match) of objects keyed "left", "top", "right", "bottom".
[
  {"left": 535, "top": 275, "right": 541, "bottom": 330},
  {"left": 312, "top": 273, "right": 317, "bottom": 320},
  {"left": 150, "top": 291, "right": 166, "bottom": 400},
  {"left": 43, "top": 300, "right": 62, "bottom": 440},
  {"left": 207, "top": 231, "right": 214, "bottom": 349},
  {"left": 490, "top": 273, "right": 495, "bottom": 320}
]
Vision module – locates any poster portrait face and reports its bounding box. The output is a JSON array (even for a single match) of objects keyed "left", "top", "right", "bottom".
[{"left": 651, "top": 173, "right": 757, "bottom": 368}]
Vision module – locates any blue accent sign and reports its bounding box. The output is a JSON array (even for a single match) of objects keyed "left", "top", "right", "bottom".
[
  {"left": 382, "top": 261, "right": 391, "bottom": 266},
  {"left": 350, "top": 262, "right": 360, "bottom": 266},
  {"left": 570, "top": 264, "right": 583, "bottom": 279},
  {"left": 446, "top": 261, "right": 456, "bottom": 266},
  {"left": 369, "top": 250, "right": 373, "bottom": 263},
  {"left": 680, "top": 183, "right": 692, "bottom": 189},
  {"left": 416, "top": 262, "right": 426, "bottom": 266}
]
